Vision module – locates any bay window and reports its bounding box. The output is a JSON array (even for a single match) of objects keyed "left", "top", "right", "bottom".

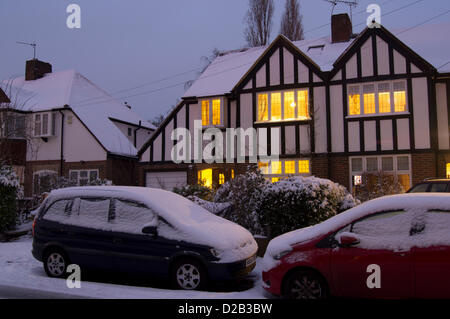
[{"left": 257, "top": 89, "right": 309, "bottom": 123}]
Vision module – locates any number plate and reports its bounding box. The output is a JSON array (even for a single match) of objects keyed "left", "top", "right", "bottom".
[{"left": 246, "top": 255, "right": 256, "bottom": 267}]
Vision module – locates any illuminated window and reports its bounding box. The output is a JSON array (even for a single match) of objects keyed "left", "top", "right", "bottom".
[
  {"left": 212, "top": 99, "right": 221, "bottom": 125},
  {"left": 363, "top": 84, "right": 375, "bottom": 114},
  {"left": 258, "top": 162, "right": 269, "bottom": 174},
  {"left": 348, "top": 86, "right": 360, "bottom": 115},
  {"left": 271, "top": 93, "right": 282, "bottom": 121},
  {"left": 201, "top": 100, "right": 210, "bottom": 126},
  {"left": 298, "top": 90, "right": 309, "bottom": 119},
  {"left": 271, "top": 161, "right": 282, "bottom": 174},
  {"left": 271, "top": 177, "right": 280, "bottom": 183},
  {"left": 393, "top": 82, "right": 406, "bottom": 112},
  {"left": 219, "top": 173, "right": 225, "bottom": 185},
  {"left": 353, "top": 175, "right": 362, "bottom": 186},
  {"left": 198, "top": 169, "right": 212, "bottom": 188},
  {"left": 284, "top": 91, "right": 296, "bottom": 120},
  {"left": 447, "top": 163, "right": 450, "bottom": 178},
  {"left": 298, "top": 160, "right": 310, "bottom": 174},
  {"left": 398, "top": 174, "right": 411, "bottom": 191},
  {"left": 378, "top": 83, "right": 391, "bottom": 113},
  {"left": 258, "top": 94, "right": 269, "bottom": 121},
  {"left": 285, "top": 161, "right": 296, "bottom": 174},
  {"left": 231, "top": 169, "right": 235, "bottom": 179}
]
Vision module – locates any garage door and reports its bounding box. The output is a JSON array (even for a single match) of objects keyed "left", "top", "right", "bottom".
[{"left": 145, "top": 171, "right": 187, "bottom": 190}]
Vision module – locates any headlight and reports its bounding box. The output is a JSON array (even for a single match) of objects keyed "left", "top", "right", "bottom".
[
  {"left": 273, "top": 250, "right": 291, "bottom": 260},
  {"left": 209, "top": 248, "right": 220, "bottom": 258}
]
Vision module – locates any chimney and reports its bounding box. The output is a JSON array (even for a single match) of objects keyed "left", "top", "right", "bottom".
[
  {"left": 331, "top": 13, "right": 352, "bottom": 43},
  {"left": 25, "top": 59, "right": 52, "bottom": 81}
]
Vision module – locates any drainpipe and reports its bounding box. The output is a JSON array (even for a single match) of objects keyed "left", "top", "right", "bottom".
[
  {"left": 133, "top": 120, "right": 142, "bottom": 148},
  {"left": 58, "top": 110, "right": 65, "bottom": 177}
]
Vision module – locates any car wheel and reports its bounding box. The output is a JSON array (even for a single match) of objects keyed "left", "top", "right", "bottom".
[
  {"left": 44, "top": 249, "right": 69, "bottom": 278},
  {"left": 171, "top": 258, "right": 207, "bottom": 290},
  {"left": 283, "top": 269, "right": 328, "bottom": 299}
]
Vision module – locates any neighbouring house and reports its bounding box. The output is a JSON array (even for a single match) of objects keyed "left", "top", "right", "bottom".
[
  {"left": 1, "top": 59, "right": 155, "bottom": 196},
  {"left": 138, "top": 14, "right": 450, "bottom": 194}
]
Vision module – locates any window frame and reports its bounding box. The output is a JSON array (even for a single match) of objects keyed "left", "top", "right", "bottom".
[
  {"left": 347, "top": 80, "right": 408, "bottom": 118},
  {"left": 69, "top": 169, "right": 100, "bottom": 186},
  {"left": 200, "top": 97, "right": 224, "bottom": 127},
  {"left": 256, "top": 88, "right": 310, "bottom": 123},
  {"left": 258, "top": 158, "right": 311, "bottom": 181},
  {"left": 33, "top": 112, "right": 56, "bottom": 137}
]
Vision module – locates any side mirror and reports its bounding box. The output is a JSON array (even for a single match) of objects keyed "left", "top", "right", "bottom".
[
  {"left": 142, "top": 225, "right": 158, "bottom": 236},
  {"left": 338, "top": 233, "right": 360, "bottom": 247}
]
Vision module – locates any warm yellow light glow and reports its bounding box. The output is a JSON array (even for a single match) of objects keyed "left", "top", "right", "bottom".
[
  {"left": 447, "top": 163, "right": 450, "bottom": 178},
  {"left": 349, "top": 94, "right": 361, "bottom": 115},
  {"left": 364, "top": 93, "right": 375, "bottom": 114},
  {"left": 398, "top": 174, "right": 410, "bottom": 192},
  {"left": 298, "top": 90, "right": 309, "bottom": 119},
  {"left": 212, "top": 99, "right": 221, "bottom": 125},
  {"left": 258, "top": 94, "right": 269, "bottom": 121},
  {"left": 284, "top": 91, "right": 295, "bottom": 120},
  {"left": 198, "top": 169, "right": 213, "bottom": 188},
  {"left": 271, "top": 93, "right": 282, "bottom": 121},
  {"left": 201, "top": 100, "right": 210, "bottom": 126},
  {"left": 231, "top": 169, "right": 235, "bottom": 179},
  {"left": 258, "top": 162, "right": 269, "bottom": 174},
  {"left": 285, "top": 161, "right": 296, "bottom": 174},
  {"left": 271, "top": 177, "right": 280, "bottom": 183},
  {"left": 271, "top": 161, "right": 282, "bottom": 174},
  {"left": 298, "top": 160, "right": 310, "bottom": 173},
  {"left": 394, "top": 91, "right": 406, "bottom": 112},
  {"left": 219, "top": 173, "right": 225, "bottom": 185},
  {"left": 379, "top": 92, "right": 391, "bottom": 113}
]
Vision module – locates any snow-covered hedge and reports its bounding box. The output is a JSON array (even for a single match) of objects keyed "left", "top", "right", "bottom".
[
  {"left": 257, "top": 176, "right": 358, "bottom": 238},
  {"left": 173, "top": 184, "right": 215, "bottom": 201},
  {"left": 0, "top": 165, "right": 23, "bottom": 232}
]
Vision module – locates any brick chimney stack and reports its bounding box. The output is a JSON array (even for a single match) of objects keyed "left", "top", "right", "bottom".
[
  {"left": 331, "top": 13, "right": 352, "bottom": 43},
  {"left": 25, "top": 59, "right": 52, "bottom": 81}
]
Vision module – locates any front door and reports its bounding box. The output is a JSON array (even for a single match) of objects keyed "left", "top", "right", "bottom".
[{"left": 331, "top": 210, "right": 414, "bottom": 299}]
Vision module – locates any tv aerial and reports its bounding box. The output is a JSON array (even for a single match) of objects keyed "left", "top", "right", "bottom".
[
  {"left": 324, "top": 0, "right": 359, "bottom": 24},
  {"left": 16, "top": 42, "right": 37, "bottom": 60}
]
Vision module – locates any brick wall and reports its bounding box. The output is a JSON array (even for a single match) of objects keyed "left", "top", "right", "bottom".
[
  {"left": 411, "top": 152, "right": 437, "bottom": 185},
  {"left": 328, "top": 156, "right": 350, "bottom": 190},
  {"left": 311, "top": 156, "right": 329, "bottom": 179},
  {"left": 0, "top": 139, "right": 27, "bottom": 165}
]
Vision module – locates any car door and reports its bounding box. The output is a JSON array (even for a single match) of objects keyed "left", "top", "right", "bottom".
[
  {"left": 39, "top": 198, "right": 73, "bottom": 244},
  {"left": 412, "top": 209, "right": 450, "bottom": 299},
  {"left": 330, "top": 210, "right": 414, "bottom": 299},
  {"left": 107, "top": 198, "right": 180, "bottom": 275},
  {"left": 65, "top": 197, "right": 116, "bottom": 268}
]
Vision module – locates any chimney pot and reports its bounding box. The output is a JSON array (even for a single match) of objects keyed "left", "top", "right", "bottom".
[
  {"left": 25, "top": 59, "right": 52, "bottom": 81},
  {"left": 331, "top": 13, "right": 352, "bottom": 43}
]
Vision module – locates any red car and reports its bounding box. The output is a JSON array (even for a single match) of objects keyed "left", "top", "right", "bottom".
[{"left": 262, "top": 194, "right": 450, "bottom": 299}]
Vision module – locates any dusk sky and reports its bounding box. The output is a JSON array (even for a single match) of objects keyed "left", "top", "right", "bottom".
[{"left": 1, "top": 0, "right": 449, "bottom": 122}]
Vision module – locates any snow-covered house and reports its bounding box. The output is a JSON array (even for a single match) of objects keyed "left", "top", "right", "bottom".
[
  {"left": 1, "top": 59, "right": 155, "bottom": 196},
  {"left": 138, "top": 14, "right": 450, "bottom": 193}
]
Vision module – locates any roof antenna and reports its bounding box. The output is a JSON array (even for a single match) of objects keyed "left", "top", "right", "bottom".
[
  {"left": 17, "top": 42, "right": 37, "bottom": 60},
  {"left": 324, "top": 0, "right": 359, "bottom": 33}
]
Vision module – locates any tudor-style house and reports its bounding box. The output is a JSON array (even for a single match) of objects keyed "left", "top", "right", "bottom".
[
  {"left": 138, "top": 14, "right": 450, "bottom": 194},
  {"left": 1, "top": 59, "right": 155, "bottom": 196}
]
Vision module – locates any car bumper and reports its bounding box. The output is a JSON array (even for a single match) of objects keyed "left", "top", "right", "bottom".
[
  {"left": 262, "top": 267, "right": 284, "bottom": 296},
  {"left": 32, "top": 241, "right": 44, "bottom": 262},
  {"left": 207, "top": 254, "right": 257, "bottom": 281}
]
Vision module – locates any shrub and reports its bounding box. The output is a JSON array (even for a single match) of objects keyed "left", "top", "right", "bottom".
[
  {"left": 354, "top": 171, "right": 405, "bottom": 202},
  {"left": 172, "top": 184, "right": 214, "bottom": 201},
  {"left": 0, "top": 164, "right": 23, "bottom": 232},
  {"left": 257, "top": 176, "right": 358, "bottom": 238}
]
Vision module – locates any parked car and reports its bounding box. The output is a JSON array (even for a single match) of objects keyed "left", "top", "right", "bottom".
[
  {"left": 32, "top": 186, "right": 257, "bottom": 290},
  {"left": 407, "top": 178, "right": 450, "bottom": 193},
  {"left": 262, "top": 194, "right": 450, "bottom": 299}
]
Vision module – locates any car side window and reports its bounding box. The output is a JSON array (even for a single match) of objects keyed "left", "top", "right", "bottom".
[
  {"left": 419, "top": 210, "right": 450, "bottom": 245},
  {"left": 428, "top": 183, "right": 448, "bottom": 193},
  {"left": 351, "top": 210, "right": 408, "bottom": 237},
  {"left": 408, "top": 183, "right": 429, "bottom": 193},
  {"left": 109, "top": 199, "right": 156, "bottom": 234},
  {"left": 42, "top": 199, "right": 73, "bottom": 223},
  {"left": 70, "top": 197, "right": 110, "bottom": 229}
]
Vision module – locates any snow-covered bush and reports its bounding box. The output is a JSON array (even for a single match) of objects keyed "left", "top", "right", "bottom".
[
  {"left": 257, "top": 176, "right": 358, "bottom": 238},
  {"left": 0, "top": 164, "right": 23, "bottom": 232},
  {"left": 49, "top": 176, "right": 112, "bottom": 190},
  {"left": 214, "top": 166, "right": 270, "bottom": 235},
  {"left": 173, "top": 184, "right": 215, "bottom": 201},
  {"left": 187, "top": 195, "right": 233, "bottom": 216},
  {"left": 354, "top": 171, "right": 405, "bottom": 202}
]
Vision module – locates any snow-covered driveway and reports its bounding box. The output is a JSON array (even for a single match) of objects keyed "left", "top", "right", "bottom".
[{"left": 0, "top": 235, "right": 269, "bottom": 299}]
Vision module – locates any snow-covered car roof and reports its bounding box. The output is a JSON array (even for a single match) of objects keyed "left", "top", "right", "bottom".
[{"left": 46, "top": 186, "right": 257, "bottom": 262}]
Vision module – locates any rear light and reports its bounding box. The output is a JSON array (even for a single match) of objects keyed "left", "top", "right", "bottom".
[{"left": 32, "top": 218, "right": 36, "bottom": 237}]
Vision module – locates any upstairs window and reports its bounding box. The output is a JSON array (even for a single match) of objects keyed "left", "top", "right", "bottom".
[
  {"left": 257, "top": 89, "right": 309, "bottom": 123},
  {"left": 34, "top": 112, "right": 56, "bottom": 137},
  {"left": 201, "top": 98, "right": 222, "bottom": 126},
  {"left": 1, "top": 113, "right": 25, "bottom": 138},
  {"left": 348, "top": 81, "right": 407, "bottom": 117}
]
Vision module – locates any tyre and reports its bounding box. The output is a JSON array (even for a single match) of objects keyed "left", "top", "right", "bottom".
[
  {"left": 171, "top": 258, "right": 207, "bottom": 290},
  {"left": 283, "top": 269, "right": 328, "bottom": 299},
  {"left": 43, "top": 249, "right": 70, "bottom": 278}
]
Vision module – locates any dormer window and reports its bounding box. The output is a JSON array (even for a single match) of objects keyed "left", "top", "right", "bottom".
[
  {"left": 201, "top": 98, "right": 223, "bottom": 126},
  {"left": 34, "top": 112, "right": 56, "bottom": 137}
]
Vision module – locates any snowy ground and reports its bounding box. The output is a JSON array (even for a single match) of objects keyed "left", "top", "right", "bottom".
[{"left": 0, "top": 235, "right": 271, "bottom": 299}]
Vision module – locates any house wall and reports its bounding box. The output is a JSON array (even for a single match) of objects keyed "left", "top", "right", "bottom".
[{"left": 111, "top": 120, "right": 154, "bottom": 150}]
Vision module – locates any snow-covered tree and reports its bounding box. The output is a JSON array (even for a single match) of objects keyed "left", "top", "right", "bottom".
[{"left": 0, "top": 163, "right": 23, "bottom": 232}]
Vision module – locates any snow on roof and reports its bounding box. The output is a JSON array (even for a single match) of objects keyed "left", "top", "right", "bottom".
[
  {"left": 3, "top": 70, "right": 155, "bottom": 157},
  {"left": 47, "top": 186, "right": 257, "bottom": 262},
  {"left": 184, "top": 21, "right": 450, "bottom": 98}
]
